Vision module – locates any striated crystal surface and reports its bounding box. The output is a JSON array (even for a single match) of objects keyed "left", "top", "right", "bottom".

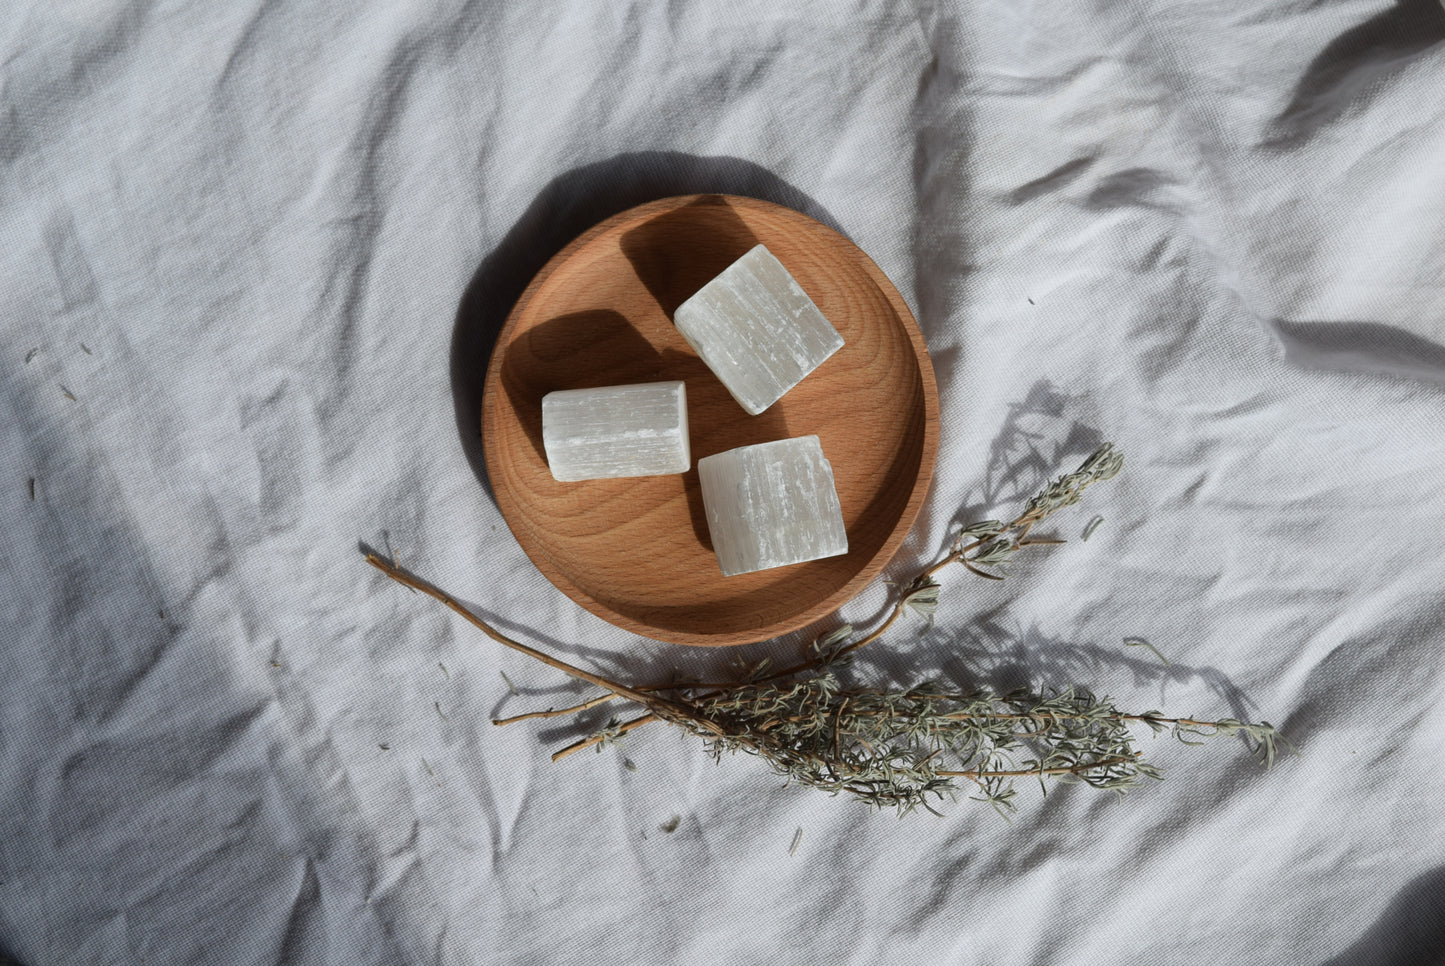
[
  {"left": 673, "top": 244, "right": 844, "bottom": 415},
  {"left": 698, "top": 435, "right": 848, "bottom": 576},
  {"left": 542, "top": 381, "right": 690, "bottom": 482}
]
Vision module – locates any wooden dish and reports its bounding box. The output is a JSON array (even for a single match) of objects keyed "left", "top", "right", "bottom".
[{"left": 482, "top": 194, "right": 938, "bottom": 646}]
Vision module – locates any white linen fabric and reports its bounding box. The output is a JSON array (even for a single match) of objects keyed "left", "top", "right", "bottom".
[{"left": 3, "top": 1, "right": 1445, "bottom": 963}]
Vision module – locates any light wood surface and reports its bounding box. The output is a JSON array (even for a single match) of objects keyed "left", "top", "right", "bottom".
[{"left": 481, "top": 195, "right": 938, "bottom": 646}]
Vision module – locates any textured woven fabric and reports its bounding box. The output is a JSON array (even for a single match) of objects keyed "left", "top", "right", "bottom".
[{"left": 3, "top": 1, "right": 1445, "bottom": 963}]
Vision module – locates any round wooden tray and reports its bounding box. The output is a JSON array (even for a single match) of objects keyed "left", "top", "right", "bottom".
[{"left": 482, "top": 195, "right": 938, "bottom": 646}]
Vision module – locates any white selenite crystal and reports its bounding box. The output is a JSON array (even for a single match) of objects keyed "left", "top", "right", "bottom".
[
  {"left": 673, "top": 244, "right": 844, "bottom": 415},
  {"left": 698, "top": 435, "right": 848, "bottom": 576},
  {"left": 542, "top": 381, "right": 691, "bottom": 482}
]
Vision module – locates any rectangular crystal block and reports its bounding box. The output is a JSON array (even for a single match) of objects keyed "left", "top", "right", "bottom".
[
  {"left": 542, "top": 381, "right": 690, "bottom": 482},
  {"left": 697, "top": 435, "right": 848, "bottom": 576},
  {"left": 673, "top": 244, "right": 845, "bottom": 415}
]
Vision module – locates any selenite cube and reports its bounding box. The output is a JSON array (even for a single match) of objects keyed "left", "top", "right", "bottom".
[
  {"left": 698, "top": 435, "right": 848, "bottom": 576},
  {"left": 542, "top": 381, "right": 690, "bottom": 482},
  {"left": 673, "top": 244, "right": 844, "bottom": 415}
]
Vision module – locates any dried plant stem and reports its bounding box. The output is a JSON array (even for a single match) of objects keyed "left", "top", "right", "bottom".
[
  {"left": 492, "top": 694, "right": 616, "bottom": 725},
  {"left": 363, "top": 554, "right": 720, "bottom": 736},
  {"left": 551, "top": 714, "right": 656, "bottom": 762}
]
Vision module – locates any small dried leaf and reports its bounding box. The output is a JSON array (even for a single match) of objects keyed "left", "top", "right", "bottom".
[
  {"left": 960, "top": 520, "right": 1005, "bottom": 539},
  {"left": 902, "top": 579, "right": 942, "bottom": 619}
]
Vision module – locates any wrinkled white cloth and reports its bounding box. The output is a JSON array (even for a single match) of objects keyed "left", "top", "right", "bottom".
[{"left": 4, "top": 1, "right": 1445, "bottom": 963}]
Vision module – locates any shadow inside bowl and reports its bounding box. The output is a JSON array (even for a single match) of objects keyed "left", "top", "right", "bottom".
[
  {"left": 620, "top": 195, "right": 760, "bottom": 318},
  {"left": 500, "top": 309, "right": 669, "bottom": 466}
]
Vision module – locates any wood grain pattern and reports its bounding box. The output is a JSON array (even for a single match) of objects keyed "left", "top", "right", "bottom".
[{"left": 481, "top": 195, "right": 938, "bottom": 646}]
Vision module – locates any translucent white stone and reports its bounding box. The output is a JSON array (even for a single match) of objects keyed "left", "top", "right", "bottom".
[
  {"left": 542, "top": 381, "right": 690, "bottom": 482},
  {"left": 674, "top": 244, "right": 845, "bottom": 416},
  {"left": 698, "top": 435, "right": 848, "bottom": 576}
]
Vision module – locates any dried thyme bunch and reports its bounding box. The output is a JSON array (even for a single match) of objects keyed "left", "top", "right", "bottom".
[
  {"left": 364, "top": 443, "right": 1284, "bottom": 815},
  {"left": 690, "top": 676, "right": 1278, "bottom": 815}
]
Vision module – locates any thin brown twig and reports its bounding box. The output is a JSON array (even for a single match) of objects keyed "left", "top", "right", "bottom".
[
  {"left": 551, "top": 713, "right": 657, "bottom": 762},
  {"left": 364, "top": 554, "right": 720, "bottom": 736},
  {"left": 490, "top": 678, "right": 684, "bottom": 720},
  {"left": 493, "top": 693, "right": 617, "bottom": 725}
]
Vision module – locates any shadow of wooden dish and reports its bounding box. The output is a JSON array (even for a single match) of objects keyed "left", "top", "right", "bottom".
[{"left": 483, "top": 194, "right": 938, "bottom": 646}]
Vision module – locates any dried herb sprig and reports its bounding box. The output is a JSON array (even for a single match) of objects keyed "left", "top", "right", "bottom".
[
  {"left": 683, "top": 676, "right": 1282, "bottom": 815},
  {"left": 363, "top": 443, "right": 1284, "bottom": 814}
]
